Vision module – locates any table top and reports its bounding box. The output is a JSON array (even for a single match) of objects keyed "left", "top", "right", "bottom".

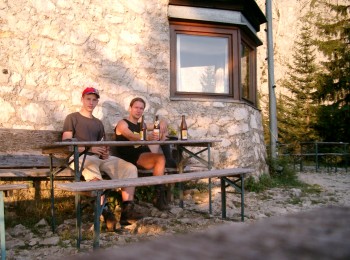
[
  {"left": 41, "top": 139, "right": 221, "bottom": 154},
  {"left": 43, "top": 139, "right": 220, "bottom": 148}
]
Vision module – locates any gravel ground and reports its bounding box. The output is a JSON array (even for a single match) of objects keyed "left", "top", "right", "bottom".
[{"left": 5, "top": 167, "right": 350, "bottom": 259}]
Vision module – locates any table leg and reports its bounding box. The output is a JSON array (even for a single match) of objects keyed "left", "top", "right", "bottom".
[
  {"left": 73, "top": 145, "right": 82, "bottom": 249},
  {"left": 0, "top": 191, "right": 6, "bottom": 260},
  {"left": 177, "top": 145, "right": 184, "bottom": 208}
]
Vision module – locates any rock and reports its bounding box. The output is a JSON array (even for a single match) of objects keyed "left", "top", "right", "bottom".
[
  {"left": 28, "top": 238, "right": 40, "bottom": 246},
  {"left": 40, "top": 236, "right": 60, "bottom": 246},
  {"left": 35, "top": 218, "right": 49, "bottom": 227},
  {"left": 6, "top": 238, "right": 25, "bottom": 249},
  {"left": 290, "top": 188, "right": 302, "bottom": 197},
  {"left": 169, "top": 207, "right": 183, "bottom": 215},
  {"left": 9, "top": 224, "right": 31, "bottom": 236}
]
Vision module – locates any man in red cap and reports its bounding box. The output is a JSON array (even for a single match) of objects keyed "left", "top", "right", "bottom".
[{"left": 62, "top": 87, "right": 142, "bottom": 229}]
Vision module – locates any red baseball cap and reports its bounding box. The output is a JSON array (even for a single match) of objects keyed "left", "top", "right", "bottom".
[{"left": 82, "top": 87, "right": 100, "bottom": 98}]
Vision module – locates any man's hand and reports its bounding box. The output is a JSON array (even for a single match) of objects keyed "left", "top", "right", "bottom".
[{"left": 91, "top": 146, "right": 110, "bottom": 159}]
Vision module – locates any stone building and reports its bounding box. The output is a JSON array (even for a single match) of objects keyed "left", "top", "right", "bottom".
[{"left": 0, "top": 0, "right": 268, "bottom": 175}]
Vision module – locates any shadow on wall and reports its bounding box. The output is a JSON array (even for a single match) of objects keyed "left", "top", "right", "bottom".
[{"left": 100, "top": 101, "right": 127, "bottom": 134}]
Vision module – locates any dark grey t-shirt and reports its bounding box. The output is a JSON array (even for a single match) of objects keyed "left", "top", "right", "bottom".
[{"left": 63, "top": 112, "right": 105, "bottom": 141}]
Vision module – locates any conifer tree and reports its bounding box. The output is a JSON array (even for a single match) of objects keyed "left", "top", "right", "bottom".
[
  {"left": 311, "top": 1, "right": 350, "bottom": 142},
  {"left": 277, "top": 13, "right": 319, "bottom": 145}
]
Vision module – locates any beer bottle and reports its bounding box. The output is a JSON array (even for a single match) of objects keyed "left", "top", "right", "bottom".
[
  {"left": 153, "top": 115, "right": 160, "bottom": 140},
  {"left": 180, "top": 115, "right": 188, "bottom": 140},
  {"left": 140, "top": 115, "right": 147, "bottom": 141}
]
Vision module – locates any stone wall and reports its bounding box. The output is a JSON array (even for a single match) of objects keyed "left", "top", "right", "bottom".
[{"left": 0, "top": 0, "right": 267, "bottom": 175}]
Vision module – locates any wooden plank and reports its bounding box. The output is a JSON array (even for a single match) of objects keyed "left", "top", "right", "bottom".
[
  {"left": 0, "top": 129, "right": 63, "bottom": 153},
  {"left": 56, "top": 168, "right": 253, "bottom": 192},
  {"left": 0, "top": 155, "right": 67, "bottom": 168},
  {"left": 0, "top": 168, "right": 74, "bottom": 178},
  {"left": 0, "top": 184, "right": 28, "bottom": 191}
]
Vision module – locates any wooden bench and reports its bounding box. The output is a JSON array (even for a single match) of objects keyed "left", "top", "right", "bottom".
[
  {"left": 56, "top": 167, "right": 253, "bottom": 249},
  {"left": 0, "top": 184, "right": 29, "bottom": 259}
]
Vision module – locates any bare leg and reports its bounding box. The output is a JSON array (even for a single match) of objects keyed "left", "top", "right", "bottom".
[
  {"left": 137, "top": 152, "right": 166, "bottom": 176},
  {"left": 121, "top": 187, "right": 135, "bottom": 201}
]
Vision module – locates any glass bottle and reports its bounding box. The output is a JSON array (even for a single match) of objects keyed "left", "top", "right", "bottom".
[
  {"left": 140, "top": 115, "right": 147, "bottom": 141},
  {"left": 153, "top": 115, "right": 160, "bottom": 140},
  {"left": 180, "top": 115, "right": 188, "bottom": 140}
]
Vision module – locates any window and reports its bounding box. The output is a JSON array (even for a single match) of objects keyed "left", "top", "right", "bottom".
[
  {"left": 170, "top": 21, "right": 257, "bottom": 105},
  {"left": 176, "top": 34, "right": 229, "bottom": 94}
]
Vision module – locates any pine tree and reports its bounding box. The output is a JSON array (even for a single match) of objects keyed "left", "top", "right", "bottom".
[
  {"left": 311, "top": 1, "right": 350, "bottom": 142},
  {"left": 277, "top": 14, "right": 319, "bottom": 145}
]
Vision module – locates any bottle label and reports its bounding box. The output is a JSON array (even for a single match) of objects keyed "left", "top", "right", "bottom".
[
  {"left": 140, "top": 131, "right": 144, "bottom": 141},
  {"left": 154, "top": 129, "right": 160, "bottom": 140},
  {"left": 181, "top": 130, "right": 188, "bottom": 140}
]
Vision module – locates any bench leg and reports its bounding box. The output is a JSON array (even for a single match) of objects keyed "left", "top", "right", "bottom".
[
  {"left": 209, "top": 178, "right": 212, "bottom": 214},
  {"left": 240, "top": 175, "right": 245, "bottom": 222},
  {"left": 93, "top": 191, "right": 102, "bottom": 249},
  {"left": 75, "top": 193, "right": 82, "bottom": 249},
  {"left": 221, "top": 178, "right": 226, "bottom": 219},
  {"left": 50, "top": 173, "right": 56, "bottom": 233},
  {"left": 221, "top": 175, "right": 245, "bottom": 222},
  {"left": 0, "top": 191, "right": 6, "bottom": 260}
]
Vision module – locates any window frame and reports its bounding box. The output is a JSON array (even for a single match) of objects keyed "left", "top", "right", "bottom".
[{"left": 170, "top": 21, "right": 258, "bottom": 106}]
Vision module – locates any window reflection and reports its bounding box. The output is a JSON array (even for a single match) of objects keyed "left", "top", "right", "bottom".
[
  {"left": 176, "top": 34, "right": 229, "bottom": 94},
  {"left": 241, "top": 42, "right": 250, "bottom": 99}
]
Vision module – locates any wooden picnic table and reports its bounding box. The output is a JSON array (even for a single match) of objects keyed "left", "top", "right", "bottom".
[{"left": 42, "top": 139, "right": 221, "bottom": 249}]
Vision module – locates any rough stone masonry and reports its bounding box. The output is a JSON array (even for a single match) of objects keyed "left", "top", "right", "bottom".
[{"left": 0, "top": 0, "right": 268, "bottom": 175}]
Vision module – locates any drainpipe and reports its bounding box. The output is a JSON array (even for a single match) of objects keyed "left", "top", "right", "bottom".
[{"left": 266, "top": 0, "right": 278, "bottom": 159}]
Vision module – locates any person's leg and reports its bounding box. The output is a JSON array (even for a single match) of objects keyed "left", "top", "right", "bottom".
[
  {"left": 70, "top": 155, "right": 117, "bottom": 230},
  {"left": 160, "top": 144, "right": 177, "bottom": 168},
  {"left": 136, "top": 153, "right": 169, "bottom": 210},
  {"left": 69, "top": 154, "right": 103, "bottom": 181},
  {"left": 136, "top": 152, "right": 166, "bottom": 176},
  {"left": 101, "top": 156, "right": 138, "bottom": 200},
  {"left": 101, "top": 156, "right": 142, "bottom": 225}
]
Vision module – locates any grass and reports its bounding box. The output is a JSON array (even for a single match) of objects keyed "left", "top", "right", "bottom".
[
  {"left": 5, "top": 193, "right": 83, "bottom": 229},
  {"left": 244, "top": 156, "right": 318, "bottom": 195}
]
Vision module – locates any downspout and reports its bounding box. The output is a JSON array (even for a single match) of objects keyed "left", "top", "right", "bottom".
[{"left": 266, "top": 0, "right": 278, "bottom": 159}]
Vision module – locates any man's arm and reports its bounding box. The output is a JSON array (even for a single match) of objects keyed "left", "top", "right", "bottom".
[
  {"left": 62, "top": 130, "right": 105, "bottom": 156},
  {"left": 116, "top": 120, "right": 140, "bottom": 141},
  {"left": 62, "top": 131, "right": 73, "bottom": 140}
]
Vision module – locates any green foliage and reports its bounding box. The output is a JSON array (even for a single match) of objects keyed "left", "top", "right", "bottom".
[
  {"left": 135, "top": 186, "right": 155, "bottom": 203},
  {"left": 310, "top": 2, "right": 350, "bottom": 142},
  {"left": 244, "top": 173, "right": 274, "bottom": 193},
  {"left": 277, "top": 12, "right": 319, "bottom": 144},
  {"left": 245, "top": 157, "right": 305, "bottom": 193}
]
